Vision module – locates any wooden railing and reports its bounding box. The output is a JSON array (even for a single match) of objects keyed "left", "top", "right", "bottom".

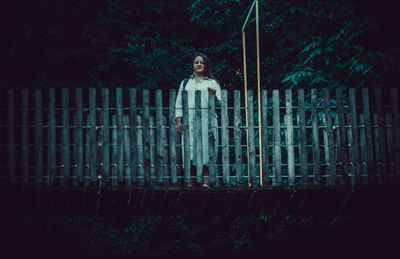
[{"left": 1, "top": 87, "right": 399, "bottom": 189}]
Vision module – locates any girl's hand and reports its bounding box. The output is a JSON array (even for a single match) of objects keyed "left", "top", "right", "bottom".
[{"left": 208, "top": 87, "right": 216, "bottom": 94}]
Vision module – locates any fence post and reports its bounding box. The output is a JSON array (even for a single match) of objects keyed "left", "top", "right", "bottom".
[
  {"left": 361, "top": 88, "right": 375, "bottom": 183},
  {"left": 221, "top": 90, "right": 230, "bottom": 187},
  {"left": 182, "top": 90, "right": 190, "bottom": 186},
  {"left": 7, "top": 89, "right": 15, "bottom": 184},
  {"left": 359, "top": 113, "right": 367, "bottom": 184},
  {"left": 208, "top": 91, "right": 217, "bottom": 186},
  {"left": 89, "top": 88, "right": 98, "bottom": 184},
  {"left": 149, "top": 116, "right": 156, "bottom": 182},
  {"left": 233, "top": 90, "right": 242, "bottom": 187},
  {"left": 323, "top": 89, "right": 336, "bottom": 185},
  {"left": 261, "top": 90, "right": 269, "bottom": 186},
  {"left": 248, "top": 90, "right": 256, "bottom": 187},
  {"left": 336, "top": 88, "right": 349, "bottom": 185},
  {"left": 142, "top": 89, "right": 151, "bottom": 186},
  {"left": 195, "top": 90, "right": 203, "bottom": 184},
  {"left": 48, "top": 88, "right": 56, "bottom": 186},
  {"left": 349, "top": 88, "right": 361, "bottom": 185},
  {"left": 375, "top": 88, "right": 388, "bottom": 182},
  {"left": 384, "top": 113, "right": 394, "bottom": 179},
  {"left": 390, "top": 88, "right": 400, "bottom": 179},
  {"left": 156, "top": 90, "right": 164, "bottom": 184},
  {"left": 22, "top": 89, "right": 29, "bottom": 185},
  {"left": 123, "top": 115, "right": 131, "bottom": 186},
  {"left": 102, "top": 88, "right": 110, "bottom": 184},
  {"left": 285, "top": 89, "right": 295, "bottom": 186},
  {"left": 169, "top": 90, "right": 178, "bottom": 185},
  {"left": 311, "top": 89, "right": 321, "bottom": 185},
  {"left": 137, "top": 116, "right": 144, "bottom": 186},
  {"left": 272, "top": 89, "right": 282, "bottom": 185},
  {"left": 62, "top": 88, "right": 70, "bottom": 186},
  {"left": 298, "top": 89, "right": 308, "bottom": 185},
  {"left": 129, "top": 89, "right": 138, "bottom": 184}
]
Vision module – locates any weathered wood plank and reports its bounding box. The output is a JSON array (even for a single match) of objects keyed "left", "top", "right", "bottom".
[
  {"left": 156, "top": 90, "right": 164, "bottom": 184},
  {"left": 89, "top": 88, "right": 97, "bottom": 184},
  {"left": 385, "top": 113, "right": 394, "bottom": 179},
  {"left": 221, "top": 90, "right": 230, "bottom": 187},
  {"left": 48, "top": 88, "right": 56, "bottom": 186},
  {"left": 116, "top": 88, "right": 124, "bottom": 184},
  {"left": 323, "top": 89, "right": 336, "bottom": 185},
  {"left": 349, "top": 88, "right": 361, "bottom": 185},
  {"left": 21, "top": 89, "right": 29, "bottom": 185},
  {"left": 208, "top": 91, "right": 217, "bottom": 186},
  {"left": 123, "top": 115, "right": 131, "bottom": 186},
  {"left": 149, "top": 116, "right": 156, "bottom": 182},
  {"left": 162, "top": 116, "right": 169, "bottom": 186},
  {"left": 62, "top": 88, "right": 70, "bottom": 185},
  {"left": 336, "top": 88, "right": 349, "bottom": 185},
  {"left": 102, "top": 88, "right": 110, "bottom": 184},
  {"left": 34, "top": 89, "right": 43, "bottom": 184},
  {"left": 111, "top": 115, "right": 117, "bottom": 186},
  {"left": 142, "top": 89, "right": 151, "bottom": 186},
  {"left": 375, "top": 88, "right": 388, "bottom": 182},
  {"left": 347, "top": 112, "right": 355, "bottom": 186},
  {"left": 298, "top": 89, "right": 308, "bottom": 185},
  {"left": 285, "top": 89, "right": 295, "bottom": 186},
  {"left": 272, "top": 89, "right": 282, "bottom": 185},
  {"left": 233, "top": 90, "right": 242, "bottom": 187},
  {"left": 373, "top": 114, "right": 382, "bottom": 183},
  {"left": 75, "top": 88, "right": 83, "bottom": 185},
  {"left": 390, "top": 88, "right": 400, "bottom": 179},
  {"left": 137, "top": 116, "right": 144, "bottom": 186},
  {"left": 195, "top": 90, "right": 203, "bottom": 184},
  {"left": 359, "top": 113, "right": 367, "bottom": 184},
  {"left": 361, "top": 88, "right": 375, "bottom": 183},
  {"left": 248, "top": 90, "right": 256, "bottom": 187},
  {"left": 182, "top": 90, "right": 190, "bottom": 186},
  {"left": 168, "top": 90, "right": 177, "bottom": 185},
  {"left": 7, "top": 89, "right": 15, "bottom": 184},
  {"left": 311, "top": 89, "right": 321, "bottom": 185},
  {"left": 261, "top": 90, "right": 269, "bottom": 186},
  {"left": 129, "top": 89, "right": 138, "bottom": 183}
]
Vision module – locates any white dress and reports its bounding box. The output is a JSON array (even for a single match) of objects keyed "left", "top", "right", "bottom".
[{"left": 175, "top": 76, "right": 221, "bottom": 166}]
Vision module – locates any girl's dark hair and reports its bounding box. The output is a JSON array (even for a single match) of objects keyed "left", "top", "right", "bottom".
[{"left": 191, "top": 52, "right": 218, "bottom": 82}]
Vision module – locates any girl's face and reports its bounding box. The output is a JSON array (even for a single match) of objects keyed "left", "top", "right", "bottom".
[{"left": 193, "top": 56, "right": 205, "bottom": 75}]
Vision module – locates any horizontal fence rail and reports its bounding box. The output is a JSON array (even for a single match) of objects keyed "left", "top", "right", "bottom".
[{"left": 1, "top": 87, "right": 399, "bottom": 189}]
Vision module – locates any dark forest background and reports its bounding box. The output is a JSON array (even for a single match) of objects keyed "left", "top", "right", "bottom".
[{"left": 2, "top": 0, "right": 400, "bottom": 257}]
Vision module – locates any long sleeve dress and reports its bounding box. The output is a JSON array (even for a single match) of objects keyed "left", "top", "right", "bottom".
[{"left": 175, "top": 75, "right": 221, "bottom": 166}]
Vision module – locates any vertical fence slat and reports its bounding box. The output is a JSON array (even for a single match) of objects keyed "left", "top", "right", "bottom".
[
  {"left": 347, "top": 113, "right": 355, "bottom": 186},
  {"left": 390, "top": 88, "right": 400, "bottom": 179},
  {"left": 373, "top": 114, "right": 381, "bottom": 182},
  {"left": 48, "top": 88, "right": 56, "bottom": 186},
  {"left": 336, "top": 88, "right": 349, "bottom": 185},
  {"left": 75, "top": 89, "right": 83, "bottom": 185},
  {"left": 21, "top": 89, "right": 29, "bottom": 185},
  {"left": 311, "top": 89, "right": 321, "bottom": 185},
  {"left": 137, "top": 116, "right": 144, "bottom": 186},
  {"left": 272, "top": 89, "right": 282, "bottom": 185},
  {"left": 102, "top": 88, "right": 110, "bottom": 184},
  {"left": 162, "top": 116, "right": 169, "bottom": 186},
  {"left": 62, "top": 88, "right": 70, "bottom": 185},
  {"left": 156, "top": 90, "right": 164, "bottom": 184},
  {"left": 334, "top": 114, "right": 340, "bottom": 184},
  {"left": 298, "top": 89, "right": 307, "bottom": 185},
  {"left": 89, "top": 88, "right": 97, "bottom": 184},
  {"left": 116, "top": 88, "right": 124, "bottom": 184},
  {"left": 261, "top": 90, "right": 269, "bottom": 186},
  {"left": 168, "top": 90, "right": 177, "bottom": 185},
  {"left": 221, "top": 90, "right": 230, "bottom": 187},
  {"left": 7, "top": 89, "right": 15, "bottom": 184},
  {"left": 322, "top": 113, "right": 329, "bottom": 181},
  {"left": 208, "top": 92, "right": 217, "bottom": 186},
  {"left": 359, "top": 113, "right": 367, "bottom": 184},
  {"left": 182, "top": 90, "right": 191, "bottom": 186},
  {"left": 385, "top": 113, "right": 394, "bottom": 179},
  {"left": 149, "top": 116, "right": 156, "bottom": 182},
  {"left": 195, "top": 90, "right": 203, "bottom": 184},
  {"left": 349, "top": 88, "right": 361, "bottom": 185},
  {"left": 129, "top": 89, "right": 137, "bottom": 183},
  {"left": 34, "top": 89, "right": 43, "bottom": 184},
  {"left": 323, "top": 89, "right": 336, "bottom": 185},
  {"left": 248, "top": 90, "right": 256, "bottom": 187},
  {"left": 375, "top": 88, "right": 388, "bottom": 182},
  {"left": 285, "top": 89, "right": 295, "bottom": 186},
  {"left": 111, "top": 115, "right": 117, "bottom": 186},
  {"left": 142, "top": 89, "right": 151, "bottom": 186},
  {"left": 361, "top": 88, "right": 375, "bottom": 183},
  {"left": 234, "top": 90, "right": 242, "bottom": 187},
  {"left": 123, "top": 115, "right": 131, "bottom": 186}
]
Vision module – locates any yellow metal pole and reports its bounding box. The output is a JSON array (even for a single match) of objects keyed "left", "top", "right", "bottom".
[
  {"left": 256, "top": 0, "right": 263, "bottom": 185},
  {"left": 242, "top": 30, "right": 250, "bottom": 184}
]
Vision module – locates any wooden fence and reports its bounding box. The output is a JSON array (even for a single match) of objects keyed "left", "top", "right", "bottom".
[{"left": 2, "top": 87, "right": 399, "bottom": 189}]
